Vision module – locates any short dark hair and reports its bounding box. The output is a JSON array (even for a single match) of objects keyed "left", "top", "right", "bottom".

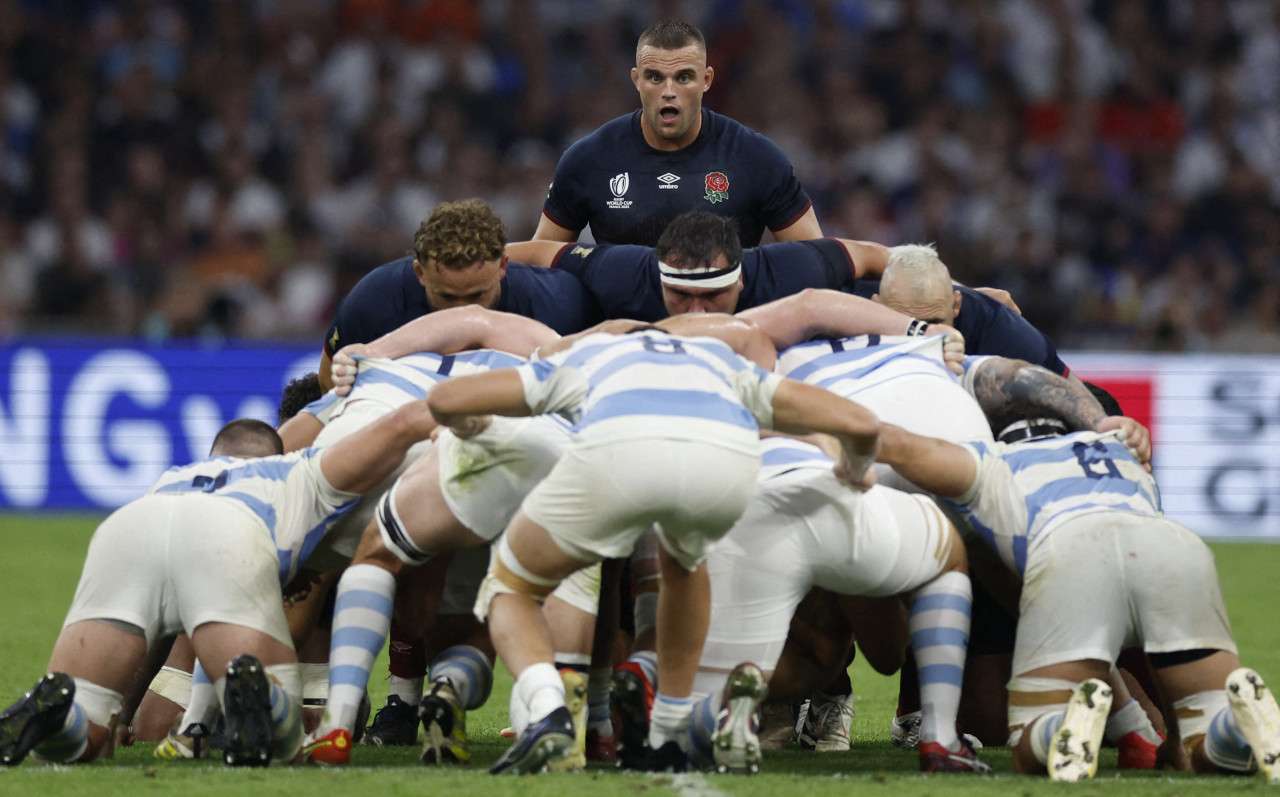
[
  {"left": 637, "top": 20, "right": 706, "bottom": 56},
  {"left": 210, "top": 419, "right": 283, "bottom": 458},
  {"left": 1084, "top": 382, "right": 1125, "bottom": 416},
  {"left": 279, "top": 372, "right": 323, "bottom": 425},
  {"left": 655, "top": 211, "right": 743, "bottom": 270}
]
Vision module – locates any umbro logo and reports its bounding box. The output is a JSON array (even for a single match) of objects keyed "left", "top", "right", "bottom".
[{"left": 657, "top": 172, "right": 680, "bottom": 190}]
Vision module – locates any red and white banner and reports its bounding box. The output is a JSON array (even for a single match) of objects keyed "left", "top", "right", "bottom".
[{"left": 1067, "top": 351, "right": 1280, "bottom": 540}]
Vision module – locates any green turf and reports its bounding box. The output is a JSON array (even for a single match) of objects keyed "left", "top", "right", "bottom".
[{"left": 1, "top": 513, "right": 1278, "bottom": 795}]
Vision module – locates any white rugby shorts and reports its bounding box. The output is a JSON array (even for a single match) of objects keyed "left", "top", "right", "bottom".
[
  {"left": 64, "top": 494, "right": 293, "bottom": 649},
  {"left": 1012, "top": 511, "right": 1237, "bottom": 675}
]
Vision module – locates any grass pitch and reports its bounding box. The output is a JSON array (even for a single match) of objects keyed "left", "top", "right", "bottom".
[{"left": 1, "top": 513, "right": 1278, "bottom": 796}]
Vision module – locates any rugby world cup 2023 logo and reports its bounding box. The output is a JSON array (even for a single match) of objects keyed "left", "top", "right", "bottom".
[
  {"left": 607, "top": 172, "right": 633, "bottom": 209},
  {"left": 704, "top": 172, "right": 729, "bottom": 203}
]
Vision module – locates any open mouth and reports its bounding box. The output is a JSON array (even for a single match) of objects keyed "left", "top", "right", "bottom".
[{"left": 659, "top": 105, "right": 679, "bottom": 124}]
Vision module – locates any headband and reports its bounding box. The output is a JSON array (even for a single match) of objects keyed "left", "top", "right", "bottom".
[
  {"left": 997, "top": 417, "right": 1069, "bottom": 444},
  {"left": 658, "top": 259, "right": 742, "bottom": 289}
]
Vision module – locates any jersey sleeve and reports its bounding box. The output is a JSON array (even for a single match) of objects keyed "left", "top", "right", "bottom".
[
  {"left": 749, "top": 133, "right": 814, "bottom": 232},
  {"left": 323, "top": 263, "right": 414, "bottom": 355},
  {"left": 740, "top": 240, "right": 857, "bottom": 309},
  {"left": 948, "top": 441, "right": 1031, "bottom": 572},
  {"left": 959, "top": 288, "right": 1069, "bottom": 375},
  {"left": 551, "top": 244, "right": 667, "bottom": 321},
  {"left": 542, "top": 143, "right": 592, "bottom": 234},
  {"left": 516, "top": 359, "right": 590, "bottom": 419},
  {"left": 298, "top": 447, "right": 363, "bottom": 510},
  {"left": 732, "top": 367, "right": 785, "bottom": 430},
  {"left": 957, "top": 355, "right": 997, "bottom": 398}
]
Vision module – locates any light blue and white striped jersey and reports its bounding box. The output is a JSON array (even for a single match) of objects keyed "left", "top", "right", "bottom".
[
  {"left": 776, "top": 334, "right": 992, "bottom": 444},
  {"left": 948, "top": 431, "right": 1163, "bottom": 574},
  {"left": 518, "top": 330, "right": 782, "bottom": 449},
  {"left": 303, "top": 349, "right": 528, "bottom": 424},
  {"left": 148, "top": 450, "right": 359, "bottom": 586},
  {"left": 776, "top": 334, "right": 955, "bottom": 392},
  {"left": 758, "top": 436, "right": 834, "bottom": 480}
]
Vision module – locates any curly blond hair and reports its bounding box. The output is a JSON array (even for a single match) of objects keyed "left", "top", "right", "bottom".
[{"left": 413, "top": 199, "right": 507, "bottom": 269}]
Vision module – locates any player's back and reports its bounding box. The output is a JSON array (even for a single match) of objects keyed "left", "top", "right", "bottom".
[
  {"left": 148, "top": 450, "right": 357, "bottom": 584},
  {"left": 952, "top": 431, "right": 1162, "bottom": 572},
  {"left": 526, "top": 331, "right": 773, "bottom": 449},
  {"left": 309, "top": 349, "right": 527, "bottom": 442},
  {"left": 777, "top": 334, "right": 992, "bottom": 444}
]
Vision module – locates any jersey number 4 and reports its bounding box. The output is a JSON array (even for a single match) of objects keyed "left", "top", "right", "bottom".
[{"left": 1071, "top": 441, "right": 1121, "bottom": 480}]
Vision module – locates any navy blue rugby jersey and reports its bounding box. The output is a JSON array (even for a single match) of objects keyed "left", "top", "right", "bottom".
[
  {"left": 542, "top": 109, "right": 812, "bottom": 247},
  {"left": 849, "top": 281, "right": 1069, "bottom": 376},
  {"left": 323, "top": 257, "right": 602, "bottom": 356},
  {"left": 551, "top": 239, "right": 858, "bottom": 321}
]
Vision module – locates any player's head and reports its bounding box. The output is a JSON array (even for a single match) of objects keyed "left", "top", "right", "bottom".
[
  {"left": 875, "top": 244, "right": 962, "bottom": 326},
  {"left": 996, "top": 417, "right": 1069, "bottom": 445},
  {"left": 632, "top": 21, "right": 713, "bottom": 150},
  {"left": 655, "top": 210, "right": 744, "bottom": 316},
  {"left": 1085, "top": 382, "right": 1125, "bottom": 416},
  {"left": 412, "top": 199, "right": 508, "bottom": 312},
  {"left": 278, "top": 372, "right": 323, "bottom": 425},
  {"left": 210, "top": 418, "right": 284, "bottom": 458}
]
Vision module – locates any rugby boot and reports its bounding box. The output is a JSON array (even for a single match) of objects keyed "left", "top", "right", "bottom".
[
  {"left": 611, "top": 662, "right": 654, "bottom": 770},
  {"left": 221, "top": 654, "right": 273, "bottom": 767},
  {"left": 919, "top": 737, "right": 992, "bottom": 773},
  {"left": 363, "top": 695, "right": 418, "bottom": 746},
  {"left": 154, "top": 722, "right": 212, "bottom": 760},
  {"left": 1116, "top": 730, "right": 1161, "bottom": 769},
  {"left": 419, "top": 681, "right": 469, "bottom": 765},
  {"left": 547, "top": 670, "right": 588, "bottom": 772},
  {"left": 489, "top": 706, "right": 575, "bottom": 775},
  {"left": 1226, "top": 667, "right": 1280, "bottom": 784},
  {"left": 646, "top": 740, "right": 689, "bottom": 772},
  {"left": 712, "top": 662, "right": 767, "bottom": 774},
  {"left": 890, "top": 709, "right": 922, "bottom": 749},
  {"left": 0, "top": 672, "right": 75, "bottom": 766},
  {"left": 1047, "top": 678, "right": 1112, "bottom": 782},
  {"left": 796, "top": 691, "right": 852, "bottom": 751},
  {"left": 586, "top": 727, "right": 616, "bottom": 762},
  {"left": 302, "top": 728, "right": 352, "bottom": 765}
]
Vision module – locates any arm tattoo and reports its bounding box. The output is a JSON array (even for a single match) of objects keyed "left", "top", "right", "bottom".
[{"left": 971, "top": 359, "right": 1106, "bottom": 433}]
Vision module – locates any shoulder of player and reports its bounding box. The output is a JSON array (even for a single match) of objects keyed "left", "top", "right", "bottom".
[
  {"left": 561, "top": 112, "right": 637, "bottom": 158},
  {"left": 344, "top": 256, "right": 417, "bottom": 301},
  {"left": 704, "top": 109, "right": 788, "bottom": 155}
]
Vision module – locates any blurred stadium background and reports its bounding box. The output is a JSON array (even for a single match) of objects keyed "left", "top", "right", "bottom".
[{"left": 2, "top": 0, "right": 1280, "bottom": 534}]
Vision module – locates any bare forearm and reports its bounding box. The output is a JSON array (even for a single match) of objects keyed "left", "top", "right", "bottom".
[
  {"left": 321, "top": 400, "right": 437, "bottom": 494},
  {"left": 839, "top": 239, "right": 890, "bottom": 279},
  {"left": 364, "top": 306, "right": 557, "bottom": 359},
  {"left": 426, "top": 370, "right": 532, "bottom": 428},
  {"left": 970, "top": 358, "right": 1106, "bottom": 433},
  {"left": 876, "top": 424, "right": 975, "bottom": 498},
  {"left": 657, "top": 314, "right": 777, "bottom": 369},
  {"left": 739, "top": 288, "right": 916, "bottom": 350}
]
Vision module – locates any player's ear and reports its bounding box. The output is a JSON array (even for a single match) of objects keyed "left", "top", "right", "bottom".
[
  {"left": 704, "top": 65, "right": 714, "bottom": 92},
  {"left": 631, "top": 67, "right": 640, "bottom": 90},
  {"left": 412, "top": 259, "right": 427, "bottom": 284},
  {"left": 498, "top": 254, "right": 509, "bottom": 278},
  {"left": 870, "top": 292, "right": 881, "bottom": 304},
  {"left": 952, "top": 289, "right": 963, "bottom": 316}
]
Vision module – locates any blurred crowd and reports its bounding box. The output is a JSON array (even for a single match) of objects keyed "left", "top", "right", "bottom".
[{"left": 1, "top": 0, "right": 1277, "bottom": 351}]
